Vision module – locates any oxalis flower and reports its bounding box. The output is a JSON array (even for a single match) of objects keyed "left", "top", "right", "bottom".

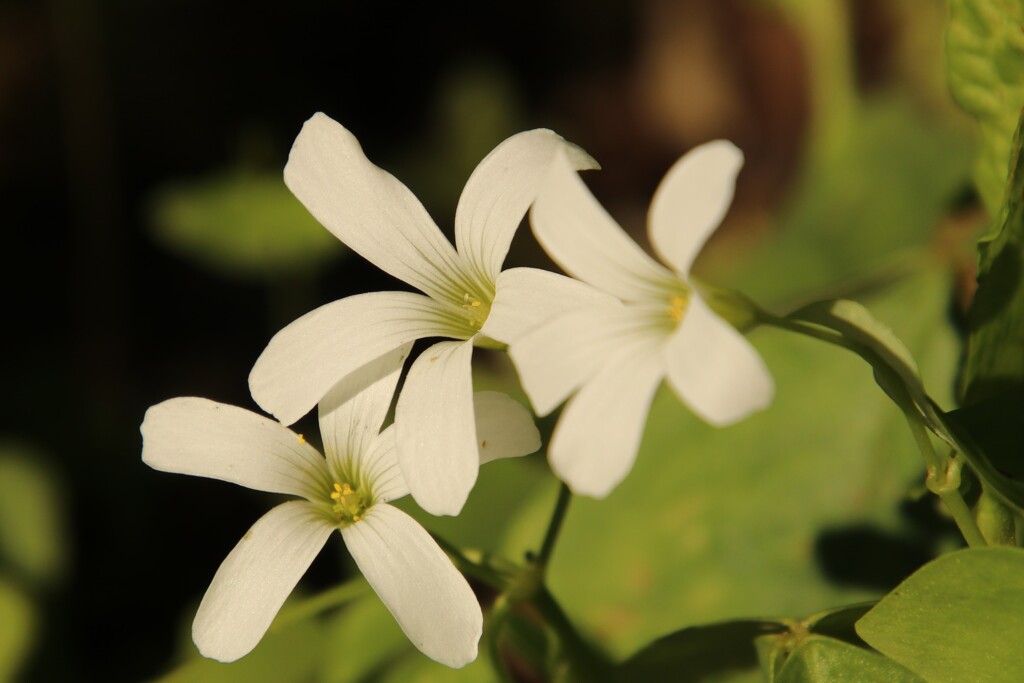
[
  {"left": 141, "top": 346, "right": 540, "bottom": 666},
  {"left": 250, "top": 112, "right": 604, "bottom": 516},
  {"left": 510, "top": 141, "right": 775, "bottom": 498}
]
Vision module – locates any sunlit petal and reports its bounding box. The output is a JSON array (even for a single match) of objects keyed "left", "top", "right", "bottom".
[
  {"left": 482, "top": 266, "right": 618, "bottom": 345},
  {"left": 141, "top": 397, "right": 328, "bottom": 499},
  {"left": 508, "top": 303, "right": 660, "bottom": 417},
  {"left": 665, "top": 294, "right": 774, "bottom": 426},
  {"left": 250, "top": 291, "right": 466, "bottom": 426},
  {"left": 192, "top": 501, "right": 334, "bottom": 662},
  {"left": 284, "top": 113, "right": 470, "bottom": 301},
  {"left": 648, "top": 140, "right": 743, "bottom": 276},
  {"left": 548, "top": 344, "right": 665, "bottom": 498},
  {"left": 395, "top": 340, "right": 477, "bottom": 516},
  {"left": 454, "top": 130, "right": 597, "bottom": 287},
  {"left": 342, "top": 504, "right": 482, "bottom": 668},
  {"left": 530, "top": 151, "right": 676, "bottom": 300}
]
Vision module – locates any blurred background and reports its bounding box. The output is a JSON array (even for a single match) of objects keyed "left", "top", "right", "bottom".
[{"left": 0, "top": 0, "right": 984, "bottom": 681}]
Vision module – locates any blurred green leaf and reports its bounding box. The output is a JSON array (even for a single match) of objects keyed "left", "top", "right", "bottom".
[
  {"left": 502, "top": 268, "right": 958, "bottom": 658},
  {"left": 774, "top": 636, "right": 923, "bottom": 683},
  {"left": 317, "top": 595, "right": 409, "bottom": 683},
  {"left": 709, "top": 98, "right": 972, "bottom": 307},
  {"left": 615, "top": 620, "right": 784, "bottom": 683},
  {"left": 153, "top": 606, "right": 324, "bottom": 683},
  {"left": 0, "top": 448, "right": 65, "bottom": 585},
  {"left": 150, "top": 170, "right": 344, "bottom": 279},
  {"left": 0, "top": 577, "right": 33, "bottom": 683},
  {"left": 376, "top": 651, "right": 495, "bottom": 683},
  {"left": 947, "top": 0, "right": 1024, "bottom": 214},
  {"left": 856, "top": 547, "right": 1024, "bottom": 683}
]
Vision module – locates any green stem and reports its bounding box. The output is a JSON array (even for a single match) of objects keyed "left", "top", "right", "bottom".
[
  {"left": 431, "top": 532, "right": 509, "bottom": 590},
  {"left": 531, "top": 586, "right": 611, "bottom": 682},
  {"left": 901, "top": 407, "right": 987, "bottom": 547},
  {"left": 272, "top": 578, "right": 368, "bottom": 630},
  {"left": 537, "top": 483, "right": 573, "bottom": 571}
]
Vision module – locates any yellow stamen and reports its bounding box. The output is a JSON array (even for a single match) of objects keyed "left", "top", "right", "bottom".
[
  {"left": 329, "top": 481, "right": 367, "bottom": 524},
  {"left": 297, "top": 434, "right": 306, "bottom": 444},
  {"left": 667, "top": 295, "right": 688, "bottom": 323}
]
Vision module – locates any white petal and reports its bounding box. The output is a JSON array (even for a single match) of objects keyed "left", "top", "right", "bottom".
[
  {"left": 395, "top": 340, "right": 477, "bottom": 516},
  {"left": 508, "top": 303, "right": 659, "bottom": 417},
  {"left": 318, "top": 343, "right": 411, "bottom": 473},
  {"left": 530, "top": 150, "right": 677, "bottom": 301},
  {"left": 454, "top": 130, "right": 598, "bottom": 287},
  {"left": 141, "top": 397, "right": 328, "bottom": 499},
  {"left": 548, "top": 344, "right": 665, "bottom": 498},
  {"left": 360, "top": 426, "right": 409, "bottom": 504},
  {"left": 664, "top": 293, "right": 774, "bottom": 426},
  {"left": 284, "top": 113, "right": 471, "bottom": 302},
  {"left": 648, "top": 140, "right": 743, "bottom": 276},
  {"left": 481, "top": 267, "right": 619, "bottom": 345},
  {"left": 341, "top": 504, "right": 482, "bottom": 668},
  {"left": 250, "top": 291, "right": 466, "bottom": 426},
  {"left": 473, "top": 391, "right": 541, "bottom": 465},
  {"left": 193, "top": 501, "right": 334, "bottom": 662}
]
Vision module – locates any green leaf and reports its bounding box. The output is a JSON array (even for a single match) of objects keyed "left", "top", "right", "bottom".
[
  {"left": 856, "top": 547, "right": 1024, "bottom": 683},
  {"left": 317, "top": 595, "right": 409, "bottom": 683},
  {"left": 153, "top": 608, "right": 324, "bottom": 683},
  {"left": 615, "top": 620, "right": 785, "bottom": 683},
  {"left": 947, "top": 0, "right": 1024, "bottom": 214},
  {"left": 964, "top": 111, "right": 1024, "bottom": 404},
  {"left": 502, "top": 269, "right": 959, "bottom": 658},
  {"left": 800, "top": 603, "right": 875, "bottom": 646},
  {"left": 0, "top": 448, "right": 66, "bottom": 585},
  {"left": 150, "top": 170, "right": 344, "bottom": 279},
  {"left": 0, "top": 577, "right": 34, "bottom": 682},
  {"left": 774, "top": 636, "right": 924, "bottom": 683}
]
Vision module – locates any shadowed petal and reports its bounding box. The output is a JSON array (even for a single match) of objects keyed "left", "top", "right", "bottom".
[
  {"left": 665, "top": 294, "right": 774, "bottom": 426},
  {"left": 141, "top": 397, "right": 328, "bottom": 499},
  {"left": 319, "top": 343, "right": 412, "bottom": 473},
  {"left": 548, "top": 343, "right": 665, "bottom": 498},
  {"left": 482, "top": 267, "right": 618, "bottom": 345},
  {"left": 530, "top": 151, "right": 676, "bottom": 301},
  {"left": 342, "top": 504, "right": 482, "bottom": 668},
  {"left": 250, "top": 291, "right": 466, "bottom": 426},
  {"left": 192, "top": 501, "right": 334, "bottom": 662},
  {"left": 454, "top": 130, "right": 597, "bottom": 287},
  {"left": 395, "top": 340, "right": 477, "bottom": 516},
  {"left": 284, "top": 113, "right": 470, "bottom": 301},
  {"left": 648, "top": 140, "right": 743, "bottom": 276},
  {"left": 473, "top": 391, "right": 540, "bottom": 464},
  {"left": 358, "top": 426, "right": 408, "bottom": 504}
]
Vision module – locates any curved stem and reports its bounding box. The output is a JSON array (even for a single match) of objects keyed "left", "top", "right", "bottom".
[
  {"left": 272, "top": 577, "right": 368, "bottom": 629},
  {"left": 431, "top": 532, "right": 510, "bottom": 590},
  {"left": 902, "top": 411, "right": 985, "bottom": 547},
  {"left": 537, "top": 483, "right": 573, "bottom": 571}
]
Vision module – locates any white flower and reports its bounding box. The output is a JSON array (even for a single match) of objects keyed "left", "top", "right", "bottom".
[
  {"left": 510, "top": 141, "right": 775, "bottom": 498},
  {"left": 141, "top": 346, "right": 540, "bottom": 666},
  {"left": 249, "top": 113, "right": 605, "bottom": 516}
]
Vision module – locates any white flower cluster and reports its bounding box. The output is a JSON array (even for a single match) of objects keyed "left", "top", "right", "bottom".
[{"left": 141, "top": 112, "right": 774, "bottom": 667}]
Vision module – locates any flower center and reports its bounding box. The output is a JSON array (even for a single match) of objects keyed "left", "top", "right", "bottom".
[
  {"left": 461, "top": 292, "right": 492, "bottom": 330},
  {"left": 329, "top": 482, "right": 370, "bottom": 524},
  {"left": 667, "top": 294, "right": 689, "bottom": 324}
]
